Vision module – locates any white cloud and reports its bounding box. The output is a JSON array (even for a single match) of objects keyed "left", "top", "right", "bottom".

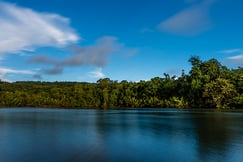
[
  {"left": 0, "top": 1, "right": 79, "bottom": 56},
  {"left": 0, "top": 67, "right": 34, "bottom": 75},
  {"left": 228, "top": 55, "right": 243, "bottom": 60},
  {"left": 0, "top": 67, "right": 34, "bottom": 81},
  {"left": 226, "top": 54, "right": 243, "bottom": 66},
  {"left": 88, "top": 68, "right": 105, "bottom": 78},
  {"left": 219, "top": 49, "right": 242, "bottom": 54},
  {"left": 158, "top": 0, "right": 214, "bottom": 36}
]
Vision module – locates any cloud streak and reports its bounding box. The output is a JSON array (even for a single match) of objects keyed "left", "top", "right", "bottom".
[
  {"left": 0, "top": 67, "right": 34, "bottom": 81},
  {"left": 219, "top": 49, "right": 242, "bottom": 54},
  {"left": 0, "top": 1, "right": 80, "bottom": 81},
  {"left": 63, "top": 36, "right": 123, "bottom": 67},
  {"left": 158, "top": 0, "right": 215, "bottom": 36},
  {"left": 226, "top": 54, "right": 243, "bottom": 66},
  {"left": 43, "top": 66, "right": 63, "bottom": 75},
  {"left": 0, "top": 1, "right": 79, "bottom": 56},
  {"left": 219, "top": 48, "right": 243, "bottom": 66},
  {"left": 28, "top": 55, "right": 58, "bottom": 64},
  {"left": 0, "top": 2, "right": 136, "bottom": 80},
  {"left": 29, "top": 36, "right": 124, "bottom": 76},
  {"left": 88, "top": 68, "right": 105, "bottom": 78}
]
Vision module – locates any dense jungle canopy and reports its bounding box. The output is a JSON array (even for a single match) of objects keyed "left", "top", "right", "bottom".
[{"left": 0, "top": 56, "right": 242, "bottom": 109}]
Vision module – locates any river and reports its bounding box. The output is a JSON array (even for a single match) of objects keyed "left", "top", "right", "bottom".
[{"left": 0, "top": 108, "right": 243, "bottom": 162}]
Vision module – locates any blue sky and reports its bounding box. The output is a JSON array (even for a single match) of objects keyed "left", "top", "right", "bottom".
[{"left": 0, "top": 0, "right": 242, "bottom": 82}]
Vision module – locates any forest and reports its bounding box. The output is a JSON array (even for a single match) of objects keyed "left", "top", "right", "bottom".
[{"left": 0, "top": 56, "right": 242, "bottom": 109}]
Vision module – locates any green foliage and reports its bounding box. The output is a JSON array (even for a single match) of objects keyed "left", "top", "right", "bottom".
[
  {"left": 0, "top": 57, "right": 242, "bottom": 109},
  {"left": 203, "top": 78, "right": 237, "bottom": 109},
  {"left": 229, "top": 94, "right": 243, "bottom": 108}
]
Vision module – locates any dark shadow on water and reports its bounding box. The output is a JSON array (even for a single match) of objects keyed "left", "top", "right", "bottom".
[{"left": 191, "top": 112, "right": 243, "bottom": 161}]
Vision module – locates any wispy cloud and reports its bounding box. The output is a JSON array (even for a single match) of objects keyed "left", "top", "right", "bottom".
[
  {"left": 0, "top": 1, "right": 79, "bottom": 56},
  {"left": 63, "top": 36, "right": 123, "bottom": 67},
  {"left": 0, "top": 1, "right": 79, "bottom": 81},
  {"left": 226, "top": 54, "right": 243, "bottom": 66},
  {"left": 157, "top": 0, "right": 215, "bottom": 36},
  {"left": 43, "top": 66, "right": 63, "bottom": 75},
  {"left": 88, "top": 68, "right": 105, "bottom": 78},
  {"left": 28, "top": 55, "right": 58, "bottom": 64},
  {"left": 219, "top": 48, "right": 243, "bottom": 66},
  {"left": 0, "top": 67, "right": 34, "bottom": 81},
  {"left": 29, "top": 36, "right": 124, "bottom": 76},
  {"left": 219, "top": 49, "right": 242, "bottom": 54}
]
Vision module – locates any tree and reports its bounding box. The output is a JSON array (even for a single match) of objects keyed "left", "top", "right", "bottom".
[
  {"left": 189, "top": 56, "right": 202, "bottom": 79},
  {"left": 0, "top": 57, "right": 241, "bottom": 109},
  {"left": 203, "top": 78, "right": 237, "bottom": 109},
  {"left": 200, "top": 59, "right": 226, "bottom": 81}
]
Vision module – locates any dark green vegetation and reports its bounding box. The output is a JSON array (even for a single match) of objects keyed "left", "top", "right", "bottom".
[{"left": 0, "top": 57, "right": 242, "bottom": 109}]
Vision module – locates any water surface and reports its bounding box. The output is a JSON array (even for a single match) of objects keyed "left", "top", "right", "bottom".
[{"left": 0, "top": 108, "right": 243, "bottom": 162}]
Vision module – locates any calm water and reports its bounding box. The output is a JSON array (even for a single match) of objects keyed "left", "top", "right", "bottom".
[{"left": 0, "top": 108, "right": 243, "bottom": 162}]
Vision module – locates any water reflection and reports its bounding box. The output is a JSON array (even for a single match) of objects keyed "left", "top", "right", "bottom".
[
  {"left": 191, "top": 112, "right": 243, "bottom": 161},
  {"left": 0, "top": 108, "right": 243, "bottom": 162}
]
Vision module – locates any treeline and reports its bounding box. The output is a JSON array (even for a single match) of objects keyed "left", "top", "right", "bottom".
[{"left": 0, "top": 56, "right": 242, "bottom": 109}]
